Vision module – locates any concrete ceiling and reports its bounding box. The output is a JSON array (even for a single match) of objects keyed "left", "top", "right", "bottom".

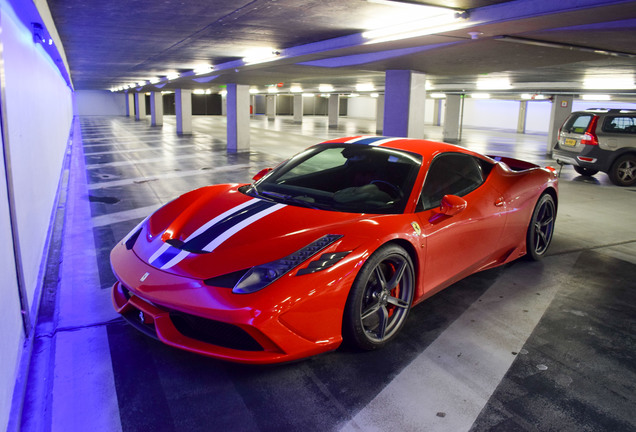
[{"left": 47, "top": 0, "right": 636, "bottom": 96}]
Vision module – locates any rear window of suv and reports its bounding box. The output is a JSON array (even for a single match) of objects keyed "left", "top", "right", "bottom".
[
  {"left": 563, "top": 114, "right": 593, "bottom": 134},
  {"left": 602, "top": 116, "right": 636, "bottom": 134}
]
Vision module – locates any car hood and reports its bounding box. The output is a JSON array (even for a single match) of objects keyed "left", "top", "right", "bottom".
[{"left": 130, "top": 184, "right": 370, "bottom": 279}]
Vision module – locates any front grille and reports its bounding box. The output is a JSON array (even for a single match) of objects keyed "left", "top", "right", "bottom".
[{"left": 169, "top": 312, "right": 264, "bottom": 352}]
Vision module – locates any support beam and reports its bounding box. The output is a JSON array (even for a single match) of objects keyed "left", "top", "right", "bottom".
[
  {"left": 293, "top": 94, "right": 303, "bottom": 123},
  {"left": 443, "top": 94, "right": 463, "bottom": 144},
  {"left": 134, "top": 92, "right": 146, "bottom": 120},
  {"left": 125, "top": 93, "right": 134, "bottom": 117},
  {"left": 227, "top": 84, "right": 250, "bottom": 153},
  {"left": 547, "top": 96, "right": 573, "bottom": 154},
  {"left": 383, "top": 70, "right": 426, "bottom": 138},
  {"left": 175, "top": 89, "right": 192, "bottom": 135},
  {"left": 150, "top": 92, "right": 163, "bottom": 126},
  {"left": 328, "top": 94, "right": 340, "bottom": 128},
  {"left": 433, "top": 99, "right": 443, "bottom": 127},
  {"left": 266, "top": 95, "right": 276, "bottom": 120},
  {"left": 517, "top": 101, "right": 527, "bottom": 134},
  {"left": 375, "top": 94, "right": 384, "bottom": 134}
]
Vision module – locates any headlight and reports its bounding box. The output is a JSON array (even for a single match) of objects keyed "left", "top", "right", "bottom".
[{"left": 232, "top": 234, "right": 345, "bottom": 294}]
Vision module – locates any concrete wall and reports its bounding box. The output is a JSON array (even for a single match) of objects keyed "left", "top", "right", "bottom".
[
  {"left": 347, "top": 96, "right": 377, "bottom": 119},
  {"left": 0, "top": 0, "right": 73, "bottom": 429},
  {"left": 75, "top": 90, "right": 125, "bottom": 115}
]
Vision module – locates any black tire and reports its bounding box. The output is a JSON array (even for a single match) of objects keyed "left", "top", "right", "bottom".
[
  {"left": 608, "top": 155, "right": 636, "bottom": 186},
  {"left": 526, "top": 194, "right": 556, "bottom": 261},
  {"left": 343, "top": 244, "right": 415, "bottom": 351},
  {"left": 573, "top": 166, "right": 598, "bottom": 177}
]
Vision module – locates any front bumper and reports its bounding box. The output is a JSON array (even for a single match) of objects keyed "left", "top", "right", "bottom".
[{"left": 110, "top": 242, "right": 350, "bottom": 364}]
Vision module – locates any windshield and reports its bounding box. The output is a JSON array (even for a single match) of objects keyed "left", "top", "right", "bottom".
[{"left": 244, "top": 144, "right": 422, "bottom": 214}]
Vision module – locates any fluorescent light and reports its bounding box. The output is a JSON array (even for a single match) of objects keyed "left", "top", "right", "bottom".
[
  {"left": 166, "top": 72, "right": 180, "bottom": 80},
  {"left": 470, "top": 93, "right": 491, "bottom": 99},
  {"left": 267, "top": 87, "right": 278, "bottom": 94},
  {"left": 356, "top": 83, "right": 375, "bottom": 92},
  {"left": 477, "top": 78, "right": 512, "bottom": 90},
  {"left": 349, "top": 93, "right": 360, "bottom": 98},
  {"left": 193, "top": 89, "right": 206, "bottom": 95},
  {"left": 370, "top": 93, "right": 379, "bottom": 98},
  {"left": 290, "top": 86, "right": 303, "bottom": 93},
  {"left": 430, "top": 93, "right": 446, "bottom": 99},
  {"left": 149, "top": 77, "right": 161, "bottom": 84},
  {"left": 302, "top": 93, "right": 315, "bottom": 97},
  {"left": 243, "top": 47, "right": 281, "bottom": 65},
  {"left": 521, "top": 93, "right": 548, "bottom": 100},
  {"left": 219, "top": 90, "right": 227, "bottom": 97},
  {"left": 583, "top": 77, "right": 635, "bottom": 90},
  {"left": 249, "top": 88, "right": 260, "bottom": 94},
  {"left": 137, "top": 81, "right": 147, "bottom": 87},
  {"left": 362, "top": 9, "right": 467, "bottom": 44},
  {"left": 581, "top": 94, "right": 611, "bottom": 101},
  {"left": 318, "top": 84, "right": 334, "bottom": 92},
  {"left": 193, "top": 65, "right": 213, "bottom": 75}
]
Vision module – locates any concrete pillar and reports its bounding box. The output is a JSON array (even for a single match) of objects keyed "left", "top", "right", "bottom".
[
  {"left": 135, "top": 92, "right": 146, "bottom": 120},
  {"left": 150, "top": 92, "right": 163, "bottom": 126},
  {"left": 433, "top": 99, "right": 443, "bottom": 126},
  {"left": 375, "top": 94, "right": 384, "bottom": 134},
  {"left": 383, "top": 70, "right": 426, "bottom": 138},
  {"left": 328, "top": 94, "right": 340, "bottom": 128},
  {"left": 547, "top": 95, "right": 573, "bottom": 154},
  {"left": 175, "top": 89, "right": 192, "bottom": 135},
  {"left": 293, "top": 94, "right": 303, "bottom": 123},
  {"left": 443, "top": 94, "right": 463, "bottom": 144},
  {"left": 222, "top": 93, "right": 227, "bottom": 116},
  {"left": 227, "top": 84, "right": 250, "bottom": 153},
  {"left": 517, "top": 101, "right": 527, "bottom": 134},
  {"left": 266, "top": 95, "right": 276, "bottom": 120},
  {"left": 126, "top": 93, "right": 134, "bottom": 117},
  {"left": 250, "top": 95, "right": 256, "bottom": 117}
]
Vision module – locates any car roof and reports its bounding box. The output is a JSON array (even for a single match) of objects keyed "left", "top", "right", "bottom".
[{"left": 319, "top": 136, "right": 491, "bottom": 161}]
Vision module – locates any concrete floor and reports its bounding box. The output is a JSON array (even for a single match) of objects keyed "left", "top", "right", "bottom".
[{"left": 16, "top": 115, "right": 636, "bottom": 432}]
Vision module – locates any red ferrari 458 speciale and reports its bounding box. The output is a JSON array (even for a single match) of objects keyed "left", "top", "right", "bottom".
[{"left": 111, "top": 136, "right": 558, "bottom": 364}]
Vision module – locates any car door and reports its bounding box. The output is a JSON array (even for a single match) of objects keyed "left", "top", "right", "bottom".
[{"left": 415, "top": 153, "right": 507, "bottom": 295}]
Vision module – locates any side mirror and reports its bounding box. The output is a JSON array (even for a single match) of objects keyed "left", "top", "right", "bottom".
[
  {"left": 252, "top": 168, "right": 273, "bottom": 182},
  {"left": 439, "top": 194, "right": 467, "bottom": 216}
]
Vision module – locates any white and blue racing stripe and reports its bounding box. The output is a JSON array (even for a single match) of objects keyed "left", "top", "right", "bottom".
[
  {"left": 345, "top": 136, "right": 402, "bottom": 146},
  {"left": 149, "top": 198, "right": 286, "bottom": 270}
]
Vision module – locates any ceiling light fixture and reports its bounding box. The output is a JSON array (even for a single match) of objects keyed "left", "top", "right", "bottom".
[
  {"left": 318, "top": 84, "right": 334, "bottom": 92},
  {"left": 249, "top": 88, "right": 260, "bottom": 94},
  {"left": 581, "top": 94, "right": 611, "bottom": 101},
  {"left": 290, "top": 86, "right": 303, "bottom": 93},
  {"left": 583, "top": 77, "right": 635, "bottom": 90},
  {"left": 166, "top": 72, "right": 180, "bottom": 81},
  {"left": 193, "top": 65, "right": 214, "bottom": 75},
  {"left": 356, "top": 83, "right": 375, "bottom": 92},
  {"left": 243, "top": 47, "right": 282, "bottom": 65},
  {"left": 362, "top": 8, "right": 468, "bottom": 44},
  {"left": 470, "top": 93, "right": 491, "bottom": 99},
  {"left": 430, "top": 93, "right": 446, "bottom": 99},
  {"left": 476, "top": 78, "right": 512, "bottom": 90}
]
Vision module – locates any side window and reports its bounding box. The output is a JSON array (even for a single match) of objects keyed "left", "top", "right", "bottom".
[
  {"left": 417, "top": 153, "right": 484, "bottom": 211},
  {"left": 603, "top": 116, "right": 636, "bottom": 134}
]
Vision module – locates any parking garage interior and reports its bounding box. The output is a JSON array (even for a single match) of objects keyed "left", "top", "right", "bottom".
[{"left": 2, "top": 1, "right": 636, "bottom": 431}]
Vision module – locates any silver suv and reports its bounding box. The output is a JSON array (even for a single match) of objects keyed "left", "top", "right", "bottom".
[{"left": 552, "top": 108, "right": 636, "bottom": 186}]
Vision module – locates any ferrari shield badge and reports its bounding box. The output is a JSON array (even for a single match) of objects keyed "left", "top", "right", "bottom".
[{"left": 411, "top": 221, "right": 421, "bottom": 235}]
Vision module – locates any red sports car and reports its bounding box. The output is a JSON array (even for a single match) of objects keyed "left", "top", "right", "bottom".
[{"left": 111, "top": 136, "right": 558, "bottom": 364}]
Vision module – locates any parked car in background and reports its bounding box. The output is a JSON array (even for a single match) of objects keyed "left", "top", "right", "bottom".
[{"left": 553, "top": 108, "right": 636, "bottom": 186}]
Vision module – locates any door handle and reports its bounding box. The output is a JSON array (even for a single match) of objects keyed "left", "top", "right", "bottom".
[{"left": 494, "top": 197, "right": 505, "bottom": 207}]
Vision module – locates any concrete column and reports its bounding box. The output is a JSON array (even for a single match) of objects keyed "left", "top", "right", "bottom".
[
  {"left": 517, "top": 100, "right": 527, "bottom": 134},
  {"left": 433, "top": 99, "right": 443, "bottom": 126},
  {"left": 135, "top": 92, "right": 146, "bottom": 120},
  {"left": 150, "top": 92, "right": 163, "bottom": 126},
  {"left": 222, "top": 92, "right": 227, "bottom": 116},
  {"left": 443, "top": 94, "right": 463, "bottom": 144},
  {"left": 293, "top": 94, "right": 303, "bottom": 123},
  {"left": 227, "top": 84, "right": 250, "bottom": 153},
  {"left": 126, "top": 93, "right": 134, "bottom": 117},
  {"left": 250, "top": 95, "right": 256, "bottom": 117},
  {"left": 547, "top": 95, "right": 573, "bottom": 154},
  {"left": 266, "top": 95, "right": 276, "bottom": 120},
  {"left": 175, "top": 89, "right": 192, "bottom": 135},
  {"left": 375, "top": 94, "right": 384, "bottom": 134},
  {"left": 383, "top": 70, "right": 426, "bottom": 138},
  {"left": 328, "top": 94, "right": 340, "bottom": 128}
]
